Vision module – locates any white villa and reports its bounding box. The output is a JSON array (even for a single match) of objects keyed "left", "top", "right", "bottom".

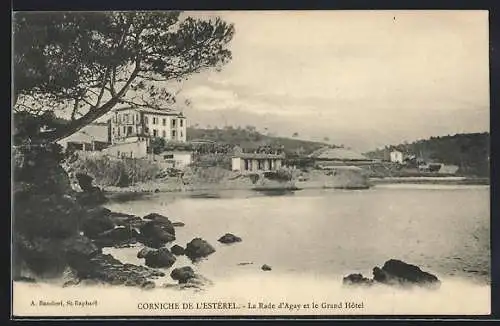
[
  {"left": 102, "top": 106, "right": 187, "bottom": 159},
  {"left": 110, "top": 106, "right": 187, "bottom": 144}
]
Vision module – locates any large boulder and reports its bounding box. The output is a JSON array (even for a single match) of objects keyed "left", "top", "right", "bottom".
[
  {"left": 93, "top": 227, "right": 140, "bottom": 248},
  {"left": 372, "top": 259, "right": 440, "bottom": 287},
  {"left": 143, "top": 248, "right": 176, "bottom": 269},
  {"left": 81, "top": 213, "right": 115, "bottom": 239},
  {"left": 137, "top": 247, "right": 156, "bottom": 259},
  {"left": 218, "top": 233, "right": 242, "bottom": 244},
  {"left": 184, "top": 238, "right": 216, "bottom": 261},
  {"left": 170, "top": 245, "right": 185, "bottom": 256},
  {"left": 170, "top": 266, "right": 196, "bottom": 284},
  {"left": 142, "top": 213, "right": 176, "bottom": 236}
]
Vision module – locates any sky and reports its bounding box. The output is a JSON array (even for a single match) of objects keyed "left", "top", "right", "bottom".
[{"left": 164, "top": 10, "right": 489, "bottom": 152}]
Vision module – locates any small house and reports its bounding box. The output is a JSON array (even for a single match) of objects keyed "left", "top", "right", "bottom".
[
  {"left": 232, "top": 152, "right": 285, "bottom": 172},
  {"left": 160, "top": 150, "right": 193, "bottom": 170},
  {"left": 390, "top": 150, "right": 404, "bottom": 164}
]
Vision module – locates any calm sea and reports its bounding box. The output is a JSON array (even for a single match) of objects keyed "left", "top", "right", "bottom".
[{"left": 13, "top": 184, "right": 491, "bottom": 316}]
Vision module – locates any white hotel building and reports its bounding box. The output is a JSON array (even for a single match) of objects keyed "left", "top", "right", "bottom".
[
  {"left": 109, "top": 106, "right": 187, "bottom": 145},
  {"left": 102, "top": 106, "right": 187, "bottom": 159}
]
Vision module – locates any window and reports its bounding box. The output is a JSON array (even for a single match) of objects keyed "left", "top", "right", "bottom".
[
  {"left": 180, "top": 119, "right": 183, "bottom": 127},
  {"left": 117, "top": 150, "right": 120, "bottom": 157},
  {"left": 153, "top": 129, "right": 158, "bottom": 137},
  {"left": 118, "top": 128, "right": 120, "bottom": 136},
  {"left": 127, "top": 126, "right": 133, "bottom": 135},
  {"left": 130, "top": 151, "right": 133, "bottom": 158},
  {"left": 145, "top": 127, "right": 149, "bottom": 134},
  {"left": 164, "top": 154, "right": 174, "bottom": 159},
  {"left": 172, "top": 130, "right": 177, "bottom": 138},
  {"left": 162, "top": 118, "right": 166, "bottom": 126},
  {"left": 244, "top": 159, "right": 249, "bottom": 171},
  {"left": 136, "top": 114, "right": 140, "bottom": 122},
  {"left": 172, "top": 119, "right": 176, "bottom": 128},
  {"left": 144, "top": 116, "right": 148, "bottom": 124},
  {"left": 162, "top": 130, "right": 166, "bottom": 138},
  {"left": 180, "top": 131, "right": 183, "bottom": 138},
  {"left": 153, "top": 117, "right": 157, "bottom": 124},
  {"left": 123, "top": 126, "right": 126, "bottom": 134},
  {"left": 124, "top": 114, "right": 129, "bottom": 123}
]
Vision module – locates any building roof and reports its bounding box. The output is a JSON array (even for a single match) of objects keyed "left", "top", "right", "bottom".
[
  {"left": 114, "top": 106, "right": 185, "bottom": 117},
  {"left": 309, "top": 147, "right": 371, "bottom": 161},
  {"left": 57, "top": 123, "right": 109, "bottom": 144},
  {"left": 233, "top": 153, "right": 285, "bottom": 159}
]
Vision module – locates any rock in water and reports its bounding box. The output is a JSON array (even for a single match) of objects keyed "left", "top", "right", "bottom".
[
  {"left": 137, "top": 247, "right": 155, "bottom": 259},
  {"left": 342, "top": 273, "right": 373, "bottom": 287},
  {"left": 170, "top": 245, "right": 185, "bottom": 256},
  {"left": 218, "top": 233, "right": 242, "bottom": 244},
  {"left": 139, "top": 221, "right": 176, "bottom": 249},
  {"left": 170, "top": 266, "right": 196, "bottom": 283},
  {"left": 261, "top": 264, "right": 272, "bottom": 271},
  {"left": 142, "top": 213, "right": 175, "bottom": 236},
  {"left": 144, "top": 248, "right": 176, "bottom": 268},
  {"left": 373, "top": 259, "right": 440, "bottom": 287},
  {"left": 93, "top": 227, "right": 139, "bottom": 248},
  {"left": 172, "top": 222, "right": 185, "bottom": 227},
  {"left": 184, "top": 238, "right": 216, "bottom": 261}
]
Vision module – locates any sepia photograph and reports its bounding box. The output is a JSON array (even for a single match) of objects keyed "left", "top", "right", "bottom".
[{"left": 11, "top": 10, "right": 490, "bottom": 317}]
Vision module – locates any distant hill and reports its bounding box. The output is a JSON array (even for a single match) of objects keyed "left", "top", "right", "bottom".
[
  {"left": 364, "top": 132, "right": 490, "bottom": 177},
  {"left": 186, "top": 126, "right": 332, "bottom": 155}
]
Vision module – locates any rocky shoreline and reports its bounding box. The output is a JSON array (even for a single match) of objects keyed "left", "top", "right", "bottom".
[{"left": 13, "top": 144, "right": 443, "bottom": 292}]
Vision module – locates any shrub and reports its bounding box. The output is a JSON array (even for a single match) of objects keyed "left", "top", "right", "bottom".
[{"left": 70, "top": 155, "right": 162, "bottom": 187}]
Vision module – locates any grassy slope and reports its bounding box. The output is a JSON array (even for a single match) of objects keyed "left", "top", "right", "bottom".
[{"left": 186, "top": 127, "right": 330, "bottom": 155}]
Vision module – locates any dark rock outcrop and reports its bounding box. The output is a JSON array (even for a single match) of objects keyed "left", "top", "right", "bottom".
[
  {"left": 373, "top": 259, "right": 440, "bottom": 287},
  {"left": 218, "top": 233, "right": 242, "bottom": 244},
  {"left": 170, "top": 266, "right": 196, "bottom": 284},
  {"left": 261, "top": 264, "right": 272, "bottom": 271},
  {"left": 71, "top": 253, "right": 165, "bottom": 288},
  {"left": 342, "top": 273, "right": 374, "bottom": 287},
  {"left": 143, "top": 248, "right": 176, "bottom": 269},
  {"left": 142, "top": 213, "right": 176, "bottom": 236},
  {"left": 75, "top": 186, "right": 107, "bottom": 207},
  {"left": 185, "top": 238, "right": 216, "bottom": 261},
  {"left": 137, "top": 247, "right": 156, "bottom": 259},
  {"left": 139, "top": 221, "right": 176, "bottom": 249},
  {"left": 93, "top": 227, "right": 140, "bottom": 248},
  {"left": 172, "top": 222, "right": 185, "bottom": 227},
  {"left": 343, "top": 259, "right": 440, "bottom": 289},
  {"left": 170, "top": 245, "right": 185, "bottom": 256}
]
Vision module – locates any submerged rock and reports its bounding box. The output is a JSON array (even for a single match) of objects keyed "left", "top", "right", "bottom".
[
  {"left": 172, "top": 222, "right": 185, "bottom": 227},
  {"left": 342, "top": 273, "right": 374, "bottom": 287},
  {"left": 144, "top": 248, "right": 176, "bottom": 269},
  {"left": 261, "top": 264, "right": 272, "bottom": 271},
  {"left": 185, "top": 238, "right": 216, "bottom": 261},
  {"left": 170, "top": 266, "right": 196, "bottom": 284},
  {"left": 218, "top": 233, "right": 242, "bottom": 244},
  {"left": 170, "top": 245, "right": 185, "bottom": 256},
  {"left": 373, "top": 259, "right": 440, "bottom": 287}
]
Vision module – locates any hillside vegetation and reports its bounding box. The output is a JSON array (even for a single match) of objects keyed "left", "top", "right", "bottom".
[
  {"left": 364, "top": 132, "right": 489, "bottom": 177},
  {"left": 186, "top": 126, "right": 330, "bottom": 155}
]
